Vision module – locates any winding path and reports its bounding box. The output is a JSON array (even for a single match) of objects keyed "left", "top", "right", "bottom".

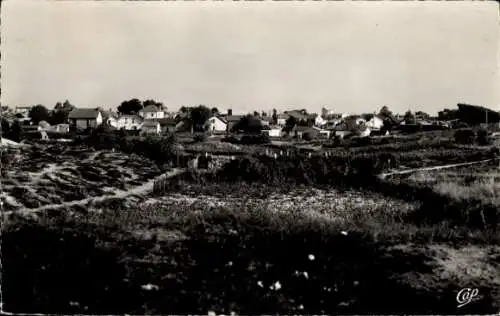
[
  {"left": 378, "top": 159, "right": 494, "bottom": 179},
  {"left": 4, "top": 168, "right": 186, "bottom": 216}
]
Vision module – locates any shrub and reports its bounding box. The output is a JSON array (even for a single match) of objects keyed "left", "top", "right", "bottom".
[
  {"left": 476, "top": 129, "right": 491, "bottom": 146},
  {"left": 193, "top": 133, "right": 207, "bottom": 143},
  {"left": 221, "top": 136, "right": 240, "bottom": 144},
  {"left": 302, "top": 132, "right": 313, "bottom": 141},
  {"left": 454, "top": 129, "right": 475, "bottom": 144},
  {"left": 240, "top": 134, "right": 270, "bottom": 145},
  {"left": 86, "top": 126, "right": 118, "bottom": 149}
]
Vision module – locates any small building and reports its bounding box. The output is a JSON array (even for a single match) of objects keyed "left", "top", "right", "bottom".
[
  {"left": 261, "top": 125, "right": 282, "bottom": 137},
  {"left": 158, "top": 118, "right": 178, "bottom": 134},
  {"left": 54, "top": 123, "right": 70, "bottom": 133},
  {"left": 140, "top": 120, "right": 161, "bottom": 135},
  {"left": 314, "top": 115, "right": 326, "bottom": 127},
  {"left": 116, "top": 114, "right": 143, "bottom": 130},
  {"left": 357, "top": 126, "right": 371, "bottom": 137},
  {"left": 224, "top": 115, "right": 243, "bottom": 133},
  {"left": 205, "top": 115, "right": 228, "bottom": 133},
  {"left": 138, "top": 105, "right": 165, "bottom": 120},
  {"left": 102, "top": 111, "right": 119, "bottom": 128},
  {"left": 276, "top": 113, "right": 290, "bottom": 127},
  {"left": 290, "top": 125, "right": 320, "bottom": 139},
  {"left": 14, "top": 106, "right": 32, "bottom": 116},
  {"left": 259, "top": 116, "right": 273, "bottom": 126},
  {"left": 344, "top": 116, "right": 367, "bottom": 131},
  {"left": 68, "top": 108, "right": 103, "bottom": 130},
  {"left": 365, "top": 115, "right": 385, "bottom": 131}
]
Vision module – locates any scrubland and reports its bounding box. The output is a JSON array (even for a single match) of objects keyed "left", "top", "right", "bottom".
[{"left": 2, "top": 135, "right": 500, "bottom": 314}]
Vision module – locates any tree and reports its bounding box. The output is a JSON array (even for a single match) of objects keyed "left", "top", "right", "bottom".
[
  {"left": 438, "top": 108, "right": 459, "bottom": 121},
  {"left": 54, "top": 102, "right": 63, "bottom": 111},
  {"left": 29, "top": 105, "right": 50, "bottom": 124},
  {"left": 211, "top": 107, "right": 219, "bottom": 115},
  {"left": 404, "top": 110, "right": 416, "bottom": 124},
  {"left": 232, "top": 115, "right": 263, "bottom": 134},
  {"left": 180, "top": 106, "right": 190, "bottom": 114},
  {"left": 261, "top": 111, "right": 267, "bottom": 117},
  {"left": 5, "top": 120, "right": 21, "bottom": 142},
  {"left": 379, "top": 106, "right": 393, "bottom": 117},
  {"left": 272, "top": 109, "right": 278, "bottom": 124},
  {"left": 285, "top": 116, "right": 298, "bottom": 128},
  {"left": 253, "top": 111, "right": 260, "bottom": 117},
  {"left": 143, "top": 99, "right": 164, "bottom": 110},
  {"left": 50, "top": 100, "right": 75, "bottom": 125},
  {"left": 415, "top": 111, "right": 430, "bottom": 119},
  {"left": 1, "top": 118, "right": 10, "bottom": 135},
  {"left": 118, "top": 99, "right": 143, "bottom": 115},
  {"left": 189, "top": 105, "right": 211, "bottom": 133}
]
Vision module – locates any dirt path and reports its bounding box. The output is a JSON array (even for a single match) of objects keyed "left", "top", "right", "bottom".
[
  {"left": 4, "top": 168, "right": 186, "bottom": 216},
  {"left": 378, "top": 159, "right": 494, "bottom": 179}
]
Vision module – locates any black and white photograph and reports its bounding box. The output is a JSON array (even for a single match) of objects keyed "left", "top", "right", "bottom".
[{"left": 1, "top": 0, "right": 499, "bottom": 314}]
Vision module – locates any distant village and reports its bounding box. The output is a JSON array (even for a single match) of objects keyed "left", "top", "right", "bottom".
[{"left": 1, "top": 100, "right": 499, "bottom": 142}]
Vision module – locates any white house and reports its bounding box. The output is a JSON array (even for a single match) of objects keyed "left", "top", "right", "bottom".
[
  {"left": 116, "top": 114, "right": 143, "bottom": 130},
  {"left": 205, "top": 116, "right": 228, "bottom": 133},
  {"left": 276, "top": 113, "right": 290, "bottom": 127},
  {"left": 138, "top": 105, "right": 165, "bottom": 120},
  {"left": 14, "top": 106, "right": 32, "bottom": 116},
  {"left": 261, "top": 126, "right": 282, "bottom": 137},
  {"left": 68, "top": 108, "right": 103, "bottom": 130},
  {"left": 314, "top": 115, "right": 326, "bottom": 127},
  {"left": 102, "top": 111, "right": 119, "bottom": 128},
  {"left": 366, "top": 115, "right": 384, "bottom": 130},
  {"left": 53, "top": 124, "right": 70, "bottom": 133},
  {"left": 321, "top": 107, "right": 334, "bottom": 118},
  {"left": 140, "top": 120, "right": 161, "bottom": 135}
]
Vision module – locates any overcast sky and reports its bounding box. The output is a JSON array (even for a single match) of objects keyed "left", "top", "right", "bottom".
[{"left": 2, "top": 1, "right": 499, "bottom": 115}]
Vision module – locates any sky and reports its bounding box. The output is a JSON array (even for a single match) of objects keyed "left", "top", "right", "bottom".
[{"left": 1, "top": 1, "right": 499, "bottom": 115}]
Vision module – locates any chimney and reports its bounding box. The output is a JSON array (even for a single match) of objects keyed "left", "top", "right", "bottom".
[{"left": 227, "top": 109, "right": 233, "bottom": 116}]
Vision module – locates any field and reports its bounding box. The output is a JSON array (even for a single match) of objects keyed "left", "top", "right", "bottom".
[{"left": 2, "top": 136, "right": 500, "bottom": 314}]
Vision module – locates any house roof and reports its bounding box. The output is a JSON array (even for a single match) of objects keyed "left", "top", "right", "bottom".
[
  {"left": 140, "top": 105, "right": 161, "bottom": 113},
  {"left": 224, "top": 115, "right": 243, "bottom": 122},
  {"left": 260, "top": 116, "right": 273, "bottom": 122},
  {"left": 208, "top": 115, "right": 228, "bottom": 124},
  {"left": 68, "top": 108, "right": 101, "bottom": 119},
  {"left": 157, "top": 118, "right": 177, "bottom": 126}
]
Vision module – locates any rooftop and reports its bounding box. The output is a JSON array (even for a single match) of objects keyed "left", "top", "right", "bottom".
[{"left": 68, "top": 108, "right": 101, "bottom": 119}]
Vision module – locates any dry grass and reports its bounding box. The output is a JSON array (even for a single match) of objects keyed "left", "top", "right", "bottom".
[{"left": 3, "top": 141, "right": 500, "bottom": 314}]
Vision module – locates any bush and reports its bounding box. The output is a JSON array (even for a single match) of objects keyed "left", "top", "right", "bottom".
[
  {"left": 302, "top": 132, "right": 313, "bottom": 141},
  {"left": 476, "top": 129, "right": 491, "bottom": 146},
  {"left": 454, "top": 129, "right": 475, "bottom": 144},
  {"left": 193, "top": 133, "right": 207, "bottom": 143},
  {"left": 221, "top": 136, "right": 240, "bottom": 144},
  {"left": 240, "top": 134, "right": 270, "bottom": 145},
  {"left": 86, "top": 126, "right": 118, "bottom": 149}
]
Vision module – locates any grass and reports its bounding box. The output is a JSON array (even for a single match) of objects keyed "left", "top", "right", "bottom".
[
  {"left": 4, "top": 189, "right": 500, "bottom": 314},
  {"left": 2, "top": 138, "right": 500, "bottom": 314},
  {"left": 1, "top": 144, "right": 162, "bottom": 209}
]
